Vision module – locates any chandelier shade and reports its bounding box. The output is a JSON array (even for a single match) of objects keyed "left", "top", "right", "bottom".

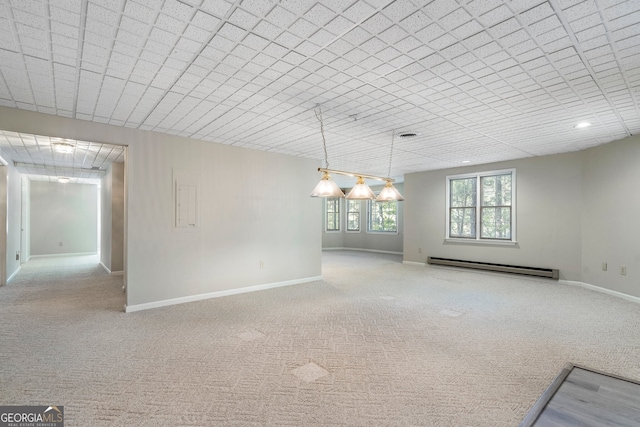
[
  {"left": 310, "top": 171, "right": 345, "bottom": 198},
  {"left": 345, "top": 176, "right": 376, "bottom": 200},
  {"left": 376, "top": 181, "right": 405, "bottom": 202}
]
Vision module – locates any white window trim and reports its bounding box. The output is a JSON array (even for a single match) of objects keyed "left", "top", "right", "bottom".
[
  {"left": 346, "top": 199, "right": 361, "bottom": 233},
  {"left": 445, "top": 168, "right": 517, "bottom": 244},
  {"left": 325, "top": 198, "right": 341, "bottom": 233},
  {"left": 366, "top": 200, "right": 399, "bottom": 235}
]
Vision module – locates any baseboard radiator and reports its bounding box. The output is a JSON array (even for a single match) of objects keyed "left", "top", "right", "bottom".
[{"left": 427, "top": 257, "right": 559, "bottom": 280}]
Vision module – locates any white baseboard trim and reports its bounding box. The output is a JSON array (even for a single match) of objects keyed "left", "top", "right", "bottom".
[
  {"left": 99, "top": 262, "right": 124, "bottom": 276},
  {"left": 559, "top": 280, "right": 640, "bottom": 304},
  {"left": 323, "top": 247, "right": 403, "bottom": 255},
  {"left": 7, "top": 265, "right": 21, "bottom": 283},
  {"left": 402, "top": 261, "right": 426, "bottom": 266},
  {"left": 125, "top": 275, "right": 323, "bottom": 313},
  {"left": 30, "top": 252, "right": 98, "bottom": 259}
]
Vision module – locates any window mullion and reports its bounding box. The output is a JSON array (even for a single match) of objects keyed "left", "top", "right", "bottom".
[{"left": 476, "top": 175, "right": 481, "bottom": 240}]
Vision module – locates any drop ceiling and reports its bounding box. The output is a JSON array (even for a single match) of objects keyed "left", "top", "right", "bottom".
[
  {"left": 0, "top": 131, "right": 125, "bottom": 184},
  {"left": 0, "top": 0, "right": 638, "bottom": 185}
]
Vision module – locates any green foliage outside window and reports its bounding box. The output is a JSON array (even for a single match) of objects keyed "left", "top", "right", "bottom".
[
  {"left": 448, "top": 170, "right": 514, "bottom": 241},
  {"left": 368, "top": 200, "right": 397, "bottom": 232}
]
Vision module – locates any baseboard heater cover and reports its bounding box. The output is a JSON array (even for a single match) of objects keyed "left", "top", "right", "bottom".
[{"left": 427, "top": 257, "right": 559, "bottom": 280}]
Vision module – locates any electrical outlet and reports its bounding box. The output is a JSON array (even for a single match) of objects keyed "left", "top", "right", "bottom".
[
  {"left": 621, "top": 266, "right": 627, "bottom": 276},
  {"left": 59, "top": 242, "right": 63, "bottom": 247},
  {"left": 260, "top": 261, "right": 264, "bottom": 269},
  {"left": 418, "top": 247, "right": 422, "bottom": 254},
  {"left": 15, "top": 251, "right": 19, "bottom": 261},
  {"left": 602, "top": 262, "right": 607, "bottom": 271}
]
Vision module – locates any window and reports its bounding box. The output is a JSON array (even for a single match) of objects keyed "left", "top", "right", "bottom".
[
  {"left": 368, "top": 200, "right": 398, "bottom": 233},
  {"left": 325, "top": 198, "right": 340, "bottom": 232},
  {"left": 446, "top": 169, "right": 515, "bottom": 242},
  {"left": 346, "top": 199, "right": 360, "bottom": 232}
]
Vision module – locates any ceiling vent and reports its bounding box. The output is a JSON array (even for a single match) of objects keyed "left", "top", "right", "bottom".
[{"left": 399, "top": 132, "right": 417, "bottom": 138}]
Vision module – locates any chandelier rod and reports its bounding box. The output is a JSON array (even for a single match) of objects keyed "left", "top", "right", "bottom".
[{"left": 317, "top": 168, "right": 394, "bottom": 183}]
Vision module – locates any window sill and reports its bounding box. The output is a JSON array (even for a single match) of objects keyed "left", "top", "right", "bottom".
[{"left": 444, "top": 238, "right": 518, "bottom": 246}]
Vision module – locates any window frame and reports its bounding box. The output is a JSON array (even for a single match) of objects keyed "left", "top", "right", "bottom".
[
  {"left": 346, "top": 199, "right": 361, "bottom": 233},
  {"left": 445, "top": 168, "right": 516, "bottom": 244},
  {"left": 325, "top": 198, "right": 341, "bottom": 233},
  {"left": 367, "top": 199, "right": 399, "bottom": 234}
]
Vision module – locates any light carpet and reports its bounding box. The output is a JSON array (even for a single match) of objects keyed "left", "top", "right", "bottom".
[{"left": 0, "top": 251, "right": 639, "bottom": 426}]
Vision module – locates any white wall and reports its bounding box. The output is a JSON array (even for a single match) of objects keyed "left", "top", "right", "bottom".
[
  {"left": 21, "top": 177, "right": 30, "bottom": 263},
  {"left": 30, "top": 181, "right": 98, "bottom": 256},
  {"left": 0, "top": 157, "right": 24, "bottom": 284},
  {"left": 100, "top": 165, "right": 113, "bottom": 270},
  {"left": 0, "top": 107, "right": 322, "bottom": 311},
  {"left": 6, "top": 161, "right": 22, "bottom": 279},
  {"left": 322, "top": 183, "right": 404, "bottom": 253}
]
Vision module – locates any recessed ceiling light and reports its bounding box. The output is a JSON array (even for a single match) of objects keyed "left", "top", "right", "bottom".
[
  {"left": 575, "top": 121, "right": 591, "bottom": 129},
  {"left": 52, "top": 141, "right": 75, "bottom": 153},
  {"left": 462, "top": 160, "right": 471, "bottom": 164},
  {"left": 58, "top": 177, "right": 70, "bottom": 183}
]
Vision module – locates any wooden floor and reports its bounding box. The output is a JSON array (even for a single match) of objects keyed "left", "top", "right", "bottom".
[{"left": 520, "top": 364, "right": 640, "bottom": 426}]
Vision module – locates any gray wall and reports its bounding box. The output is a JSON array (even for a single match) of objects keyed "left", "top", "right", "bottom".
[
  {"left": 404, "top": 136, "right": 639, "bottom": 298},
  {"left": 404, "top": 153, "right": 583, "bottom": 280},
  {"left": 322, "top": 183, "right": 404, "bottom": 253},
  {"left": 30, "top": 181, "right": 98, "bottom": 256},
  {"left": 100, "top": 162, "right": 125, "bottom": 273},
  {"left": 581, "top": 135, "right": 640, "bottom": 297},
  {"left": 126, "top": 133, "right": 321, "bottom": 307},
  {"left": 0, "top": 106, "right": 321, "bottom": 310}
]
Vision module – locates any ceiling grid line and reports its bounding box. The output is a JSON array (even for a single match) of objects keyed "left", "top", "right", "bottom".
[
  {"left": 1, "top": 0, "right": 638, "bottom": 184},
  {"left": 72, "top": 0, "right": 89, "bottom": 118},
  {"left": 138, "top": 0, "right": 246, "bottom": 131},
  {"left": 548, "top": 0, "right": 631, "bottom": 137}
]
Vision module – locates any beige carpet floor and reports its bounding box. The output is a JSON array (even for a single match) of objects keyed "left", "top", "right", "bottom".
[{"left": 1, "top": 251, "right": 639, "bottom": 426}]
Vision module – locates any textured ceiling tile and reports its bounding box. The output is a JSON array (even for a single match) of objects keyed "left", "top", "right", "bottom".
[
  {"left": 423, "top": 0, "right": 459, "bottom": 20},
  {"left": 478, "top": 4, "right": 514, "bottom": 27},
  {"left": 308, "top": 28, "right": 336, "bottom": 46},
  {"left": 519, "top": 1, "right": 554, "bottom": 25},
  {"left": 343, "top": 1, "right": 376, "bottom": 23},
  {"left": 304, "top": 3, "right": 336, "bottom": 26},
  {"left": 439, "top": 8, "right": 473, "bottom": 32},
  {"left": 1, "top": 0, "right": 639, "bottom": 179},
  {"left": 87, "top": 2, "right": 119, "bottom": 26},
  {"left": 450, "top": 19, "right": 484, "bottom": 39},
  {"left": 400, "top": 9, "right": 431, "bottom": 33},
  {"left": 465, "top": 0, "right": 504, "bottom": 17},
  {"left": 361, "top": 12, "right": 394, "bottom": 34},
  {"left": 415, "top": 22, "right": 446, "bottom": 43},
  {"left": 200, "top": 0, "right": 234, "bottom": 17},
  {"left": 228, "top": 7, "right": 260, "bottom": 29}
]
